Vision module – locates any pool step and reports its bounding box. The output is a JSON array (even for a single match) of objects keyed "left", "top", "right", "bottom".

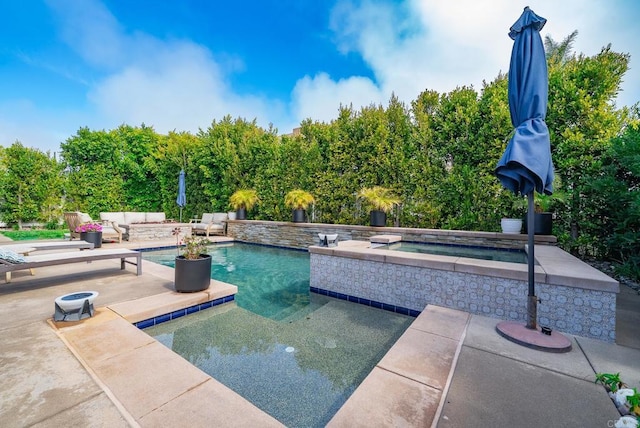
[{"left": 327, "top": 305, "right": 470, "bottom": 427}]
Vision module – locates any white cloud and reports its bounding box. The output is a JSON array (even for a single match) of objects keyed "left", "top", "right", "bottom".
[
  {"left": 291, "top": 72, "right": 385, "bottom": 124},
  {"left": 47, "top": 0, "right": 290, "bottom": 136},
  {"left": 289, "top": 0, "right": 639, "bottom": 122}
]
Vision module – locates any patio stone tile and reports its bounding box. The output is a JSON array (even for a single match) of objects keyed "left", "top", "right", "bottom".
[
  {"left": 29, "top": 393, "right": 130, "bottom": 428},
  {"left": 411, "top": 304, "right": 470, "bottom": 341},
  {"left": 108, "top": 290, "right": 211, "bottom": 323},
  {"left": 327, "top": 367, "right": 440, "bottom": 428},
  {"left": 377, "top": 328, "right": 458, "bottom": 390},
  {"left": 90, "top": 341, "right": 211, "bottom": 420},
  {"left": 0, "top": 322, "right": 111, "bottom": 427},
  {"left": 59, "top": 315, "right": 155, "bottom": 365},
  {"left": 462, "top": 315, "right": 595, "bottom": 381},
  {"left": 139, "top": 378, "right": 284, "bottom": 427}
]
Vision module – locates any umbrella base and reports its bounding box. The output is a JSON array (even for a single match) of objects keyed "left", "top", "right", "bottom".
[{"left": 496, "top": 321, "right": 572, "bottom": 353}]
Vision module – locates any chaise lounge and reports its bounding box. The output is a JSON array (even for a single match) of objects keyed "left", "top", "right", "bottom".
[{"left": 0, "top": 248, "right": 142, "bottom": 283}]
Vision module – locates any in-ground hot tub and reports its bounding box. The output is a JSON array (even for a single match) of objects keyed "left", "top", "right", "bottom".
[{"left": 309, "top": 239, "right": 619, "bottom": 342}]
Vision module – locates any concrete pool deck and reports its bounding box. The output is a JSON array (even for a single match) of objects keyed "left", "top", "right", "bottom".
[{"left": 0, "top": 238, "right": 638, "bottom": 427}]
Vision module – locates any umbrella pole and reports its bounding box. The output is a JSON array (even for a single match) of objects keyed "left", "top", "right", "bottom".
[
  {"left": 179, "top": 207, "right": 183, "bottom": 223},
  {"left": 526, "top": 191, "right": 537, "bottom": 329}
]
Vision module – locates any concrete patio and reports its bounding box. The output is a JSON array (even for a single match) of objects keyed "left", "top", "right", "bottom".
[{"left": 0, "top": 238, "right": 638, "bottom": 427}]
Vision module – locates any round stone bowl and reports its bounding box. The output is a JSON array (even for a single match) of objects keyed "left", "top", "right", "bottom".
[{"left": 55, "top": 291, "right": 99, "bottom": 312}]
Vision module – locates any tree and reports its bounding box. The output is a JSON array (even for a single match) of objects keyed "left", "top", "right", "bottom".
[
  {"left": 0, "top": 143, "right": 64, "bottom": 228},
  {"left": 545, "top": 30, "right": 578, "bottom": 64}
]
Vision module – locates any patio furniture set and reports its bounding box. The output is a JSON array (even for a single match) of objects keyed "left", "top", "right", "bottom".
[{"left": 64, "top": 211, "right": 228, "bottom": 243}]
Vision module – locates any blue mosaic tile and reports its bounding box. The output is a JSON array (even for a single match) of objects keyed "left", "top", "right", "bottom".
[
  {"left": 213, "top": 298, "right": 224, "bottom": 306},
  {"left": 171, "top": 309, "right": 186, "bottom": 319},
  {"left": 136, "top": 319, "right": 155, "bottom": 329},
  {"left": 156, "top": 313, "right": 171, "bottom": 324},
  {"left": 308, "top": 287, "right": 419, "bottom": 318},
  {"left": 223, "top": 295, "right": 235, "bottom": 303},
  {"left": 370, "top": 300, "right": 383, "bottom": 309},
  {"left": 396, "top": 306, "right": 410, "bottom": 316},
  {"left": 186, "top": 305, "right": 200, "bottom": 314},
  {"left": 200, "top": 301, "right": 213, "bottom": 310},
  {"left": 382, "top": 303, "right": 395, "bottom": 312}
]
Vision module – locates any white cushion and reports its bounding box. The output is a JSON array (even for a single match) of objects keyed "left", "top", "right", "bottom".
[
  {"left": 79, "top": 212, "right": 93, "bottom": 223},
  {"left": 145, "top": 212, "right": 166, "bottom": 223},
  {"left": 124, "top": 212, "right": 146, "bottom": 224},
  {"left": 100, "top": 212, "right": 125, "bottom": 225},
  {"left": 200, "top": 213, "right": 214, "bottom": 223},
  {"left": 101, "top": 226, "right": 118, "bottom": 234},
  {"left": 0, "top": 248, "right": 26, "bottom": 264},
  {"left": 212, "top": 213, "right": 228, "bottom": 224}
]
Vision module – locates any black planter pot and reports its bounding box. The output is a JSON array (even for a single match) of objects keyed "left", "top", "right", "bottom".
[
  {"left": 524, "top": 212, "right": 553, "bottom": 235},
  {"left": 292, "top": 209, "right": 306, "bottom": 223},
  {"left": 236, "top": 208, "right": 247, "bottom": 220},
  {"left": 80, "top": 231, "right": 102, "bottom": 248},
  {"left": 370, "top": 210, "right": 387, "bottom": 227},
  {"left": 174, "top": 255, "right": 212, "bottom": 293}
]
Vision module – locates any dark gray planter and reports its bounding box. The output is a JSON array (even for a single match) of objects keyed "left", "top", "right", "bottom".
[
  {"left": 174, "top": 255, "right": 212, "bottom": 293},
  {"left": 524, "top": 212, "right": 553, "bottom": 235},
  {"left": 80, "top": 231, "right": 102, "bottom": 248},
  {"left": 292, "top": 209, "right": 306, "bottom": 223},
  {"left": 236, "top": 208, "right": 247, "bottom": 220},
  {"left": 370, "top": 210, "right": 387, "bottom": 227}
]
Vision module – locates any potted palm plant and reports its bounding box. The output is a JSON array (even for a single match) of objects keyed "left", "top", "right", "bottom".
[
  {"left": 173, "top": 229, "right": 211, "bottom": 293},
  {"left": 229, "top": 189, "right": 259, "bottom": 220},
  {"left": 358, "top": 186, "right": 401, "bottom": 227},
  {"left": 523, "top": 190, "right": 567, "bottom": 235},
  {"left": 284, "top": 189, "right": 315, "bottom": 223}
]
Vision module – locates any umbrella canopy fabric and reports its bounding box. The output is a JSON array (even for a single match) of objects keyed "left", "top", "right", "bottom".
[
  {"left": 176, "top": 170, "right": 186, "bottom": 207},
  {"left": 176, "top": 170, "right": 186, "bottom": 221},
  {"left": 496, "top": 6, "right": 554, "bottom": 196}
]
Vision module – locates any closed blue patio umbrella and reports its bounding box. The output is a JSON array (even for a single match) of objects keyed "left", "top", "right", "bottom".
[
  {"left": 177, "top": 170, "right": 186, "bottom": 222},
  {"left": 495, "top": 7, "right": 569, "bottom": 352}
]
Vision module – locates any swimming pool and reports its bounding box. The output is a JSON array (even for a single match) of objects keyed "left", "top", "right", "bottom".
[
  {"left": 142, "top": 243, "right": 413, "bottom": 427},
  {"left": 375, "top": 241, "right": 528, "bottom": 264}
]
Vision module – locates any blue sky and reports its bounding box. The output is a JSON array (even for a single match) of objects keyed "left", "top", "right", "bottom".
[{"left": 2, "top": 0, "right": 639, "bottom": 154}]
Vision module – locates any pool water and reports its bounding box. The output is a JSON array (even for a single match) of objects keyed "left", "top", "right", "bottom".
[
  {"left": 142, "top": 243, "right": 413, "bottom": 427},
  {"left": 377, "top": 241, "right": 528, "bottom": 264}
]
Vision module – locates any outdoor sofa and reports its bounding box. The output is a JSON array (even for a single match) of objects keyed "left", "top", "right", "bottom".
[{"left": 99, "top": 212, "right": 168, "bottom": 239}]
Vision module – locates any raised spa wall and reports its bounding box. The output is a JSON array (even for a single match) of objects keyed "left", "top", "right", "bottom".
[
  {"left": 227, "top": 220, "right": 619, "bottom": 343},
  {"left": 225, "top": 220, "right": 557, "bottom": 250}
]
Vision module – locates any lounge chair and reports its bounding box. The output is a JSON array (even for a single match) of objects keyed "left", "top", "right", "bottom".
[
  {"left": 190, "top": 213, "right": 227, "bottom": 237},
  {"left": 0, "top": 248, "right": 142, "bottom": 283},
  {"left": 0, "top": 241, "right": 95, "bottom": 282},
  {"left": 64, "top": 212, "right": 125, "bottom": 243},
  {"left": 2, "top": 240, "right": 95, "bottom": 252}
]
